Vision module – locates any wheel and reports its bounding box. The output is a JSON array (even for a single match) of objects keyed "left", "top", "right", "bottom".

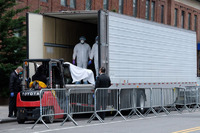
[
  {"left": 17, "top": 118, "right": 25, "bottom": 124},
  {"left": 45, "top": 108, "right": 54, "bottom": 123},
  {"left": 137, "top": 92, "right": 146, "bottom": 114},
  {"left": 17, "top": 110, "right": 25, "bottom": 124}
]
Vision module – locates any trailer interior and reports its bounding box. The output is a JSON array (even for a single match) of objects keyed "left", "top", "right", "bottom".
[{"left": 42, "top": 11, "right": 98, "bottom": 75}]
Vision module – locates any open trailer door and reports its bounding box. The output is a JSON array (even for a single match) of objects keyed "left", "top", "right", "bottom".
[
  {"left": 98, "top": 10, "right": 109, "bottom": 74},
  {"left": 27, "top": 13, "right": 44, "bottom": 59}
]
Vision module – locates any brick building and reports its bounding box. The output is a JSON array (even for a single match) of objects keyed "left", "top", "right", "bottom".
[
  {"left": 16, "top": 0, "right": 200, "bottom": 41},
  {"left": 15, "top": 0, "right": 200, "bottom": 74}
]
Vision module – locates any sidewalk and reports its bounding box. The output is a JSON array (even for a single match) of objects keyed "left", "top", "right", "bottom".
[{"left": 0, "top": 106, "right": 17, "bottom": 123}]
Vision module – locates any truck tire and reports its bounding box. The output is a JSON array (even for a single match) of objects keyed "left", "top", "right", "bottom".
[
  {"left": 45, "top": 108, "right": 54, "bottom": 123},
  {"left": 137, "top": 92, "right": 146, "bottom": 114}
]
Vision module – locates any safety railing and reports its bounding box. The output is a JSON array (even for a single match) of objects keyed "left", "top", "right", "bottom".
[
  {"left": 173, "top": 87, "right": 197, "bottom": 113},
  {"left": 118, "top": 88, "right": 138, "bottom": 119},
  {"left": 31, "top": 86, "right": 200, "bottom": 129},
  {"left": 32, "top": 88, "right": 77, "bottom": 129},
  {"left": 88, "top": 88, "right": 119, "bottom": 123},
  {"left": 161, "top": 88, "right": 175, "bottom": 114}
]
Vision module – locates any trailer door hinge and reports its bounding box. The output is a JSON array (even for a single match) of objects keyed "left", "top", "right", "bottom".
[{"left": 102, "top": 43, "right": 108, "bottom": 46}]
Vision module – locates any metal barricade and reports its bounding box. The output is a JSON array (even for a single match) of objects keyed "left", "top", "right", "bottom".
[
  {"left": 126, "top": 88, "right": 146, "bottom": 118},
  {"left": 195, "top": 87, "right": 200, "bottom": 110},
  {"left": 185, "top": 86, "right": 198, "bottom": 109},
  {"left": 118, "top": 88, "right": 137, "bottom": 119},
  {"left": 88, "top": 88, "right": 118, "bottom": 123},
  {"left": 161, "top": 88, "right": 176, "bottom": 113},
  {"left": 173, "top": 87, "right": 197, "bottom": 112},
  {"left": 68, "top": 88, "right": 94, "bottom": 114},
  {"left": 32, "top": 88, "right": 77, "bottom": 129},
  {"left": 144, "top": 88, "right": 159, "bottom": 116}
]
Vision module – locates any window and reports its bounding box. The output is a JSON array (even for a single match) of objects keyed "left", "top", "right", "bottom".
[
  {"left": 61, "top": 0, "right": 67, "bottom": 6},
  {"left": 161, "top": 5, "right": 164, "bottom": 23},
  {"left": 119, "top": 0, "right": 124, "bottom": 14},
  {"left": 151, "top": 1, "right": 155, "bottom": 21},
  {"left": 188, "top": 13, "right": 191, "bottom": 30},
  {"left": 181, "top": 11, "right": 185, "bottom": 28},
  {"left": 40, "top": 0, "right": 48, "bottom": 2},
  {"left": 174, "top": 8, "right": 178, "bottom": 27},
  {"left": 145, "top": 0, "right": 150, "bottom": 20},
  {"left": 133, "top": 0, "right": 137, "bottom": 17},
  {"left": 70, "top": 0, "right": 76, "bottom": 8},
  {"left": 86, "top": 0, "right": 92, "bottom": 10},
  {"left": 103, "top": 0, "right": 109, "bottom": 10},
  {"left": 194, "top": 15, "right": 197, "bottom": 31}
]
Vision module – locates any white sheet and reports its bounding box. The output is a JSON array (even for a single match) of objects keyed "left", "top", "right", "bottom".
[{"left": 64, "top": 62, "right": 95, "bottom": 85}]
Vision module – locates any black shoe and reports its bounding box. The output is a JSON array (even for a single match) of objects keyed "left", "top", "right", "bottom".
[{"left": 8, "top": 115, "right": 16, "bottom": 118}]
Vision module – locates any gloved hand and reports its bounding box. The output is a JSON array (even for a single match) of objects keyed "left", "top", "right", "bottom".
[
  {"left": 10, "top": 92, "right": 14, "bottom": 97},
  {"left": 72, "top": 60, "right": 75, "bottom": 65},
  {"left": 88, "top": 60, "right": 92, "bottom": 65}
]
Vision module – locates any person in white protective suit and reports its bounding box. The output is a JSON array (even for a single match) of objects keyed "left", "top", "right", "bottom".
[
  {"left": 72, "top": 36, "right": 91, "bottom": 84},
  {"left": 88, "top": 36, "right": 99, "bottom": 76}
]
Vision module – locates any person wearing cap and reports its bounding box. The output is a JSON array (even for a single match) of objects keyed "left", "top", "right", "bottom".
[
  {"left": 72, "top": 36, "right": 91, "bottom": 84},
  {"left": 88, "top": 36, "right": 99, "bottom": 77}
]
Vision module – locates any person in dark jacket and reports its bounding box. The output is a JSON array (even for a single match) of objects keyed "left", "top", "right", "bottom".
[
  {"left": 95, "top": 67, "right": 111, "bottom": 120},
  {"left": 32, "top": 65, "right": 47, "bottom": 84},
  {"left": 8, "top": 66, "right": 23, "bottom": 118}
]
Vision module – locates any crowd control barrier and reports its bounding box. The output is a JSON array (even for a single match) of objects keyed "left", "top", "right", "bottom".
[
  {"left": 88, "top": 88, "right": 119, "bottom": 123},
  {"left": 31, "top": 88, "right": 77, "bottom": 129},
  {"left": 30, "top": 86, "right": 200, "bottom": 129}
]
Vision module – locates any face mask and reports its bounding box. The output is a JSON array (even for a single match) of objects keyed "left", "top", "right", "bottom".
[
  {"left": 96, "top": 41, "right": 98, "bottom": 44},
  {"left": 19, "top": 72, "right": 23, "bottom": 75},
  {"left": 80, "top": 40, "right": 84, "bottom": 44}
]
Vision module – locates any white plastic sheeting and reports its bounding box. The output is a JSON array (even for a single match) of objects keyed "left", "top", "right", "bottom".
[{"left": 64, "top": 62, "right": 95, "bottom": 85}]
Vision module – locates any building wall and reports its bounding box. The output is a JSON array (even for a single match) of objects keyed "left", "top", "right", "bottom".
[{"left": 15, "top": 0, "right": 200, "bottom": 43}]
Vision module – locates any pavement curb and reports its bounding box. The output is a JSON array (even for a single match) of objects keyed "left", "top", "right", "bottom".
[{"left": 0, "top": 118, "right": 17, "bottom": 123}]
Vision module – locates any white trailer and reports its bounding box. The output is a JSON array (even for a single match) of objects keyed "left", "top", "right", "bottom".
[{"left": 27, "top": 10, "right": 197, "bottom": 110}]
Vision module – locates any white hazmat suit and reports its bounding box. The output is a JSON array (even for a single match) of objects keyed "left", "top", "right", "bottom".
[
  {"left": 90, "top": 42, "right": 98, "bottom": 75},
  {"left": 73, "top": 43, "right": 91, "bottom": 69}
]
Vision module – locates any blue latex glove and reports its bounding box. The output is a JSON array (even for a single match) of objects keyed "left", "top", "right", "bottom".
[
  {"left": 10, "top": 92, "right": 14, "bottom": 97},
  {"left": 88, "top": 60, "right": 92, "bottom": 65},
  {"left": 72, "top": 60, "right": 75, "bottom": 65}
]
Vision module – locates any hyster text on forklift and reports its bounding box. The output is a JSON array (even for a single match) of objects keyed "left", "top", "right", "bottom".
[{"left": 17, "top": 10, "right": 198, "bottom": 123}]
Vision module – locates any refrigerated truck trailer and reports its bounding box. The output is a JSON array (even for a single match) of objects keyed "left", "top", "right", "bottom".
[
  {"left": 26, "top": 10, "right": 197, "bottom": 110},
  {"left": 27, "top": 10, "right": 197, "bottom": 88}
]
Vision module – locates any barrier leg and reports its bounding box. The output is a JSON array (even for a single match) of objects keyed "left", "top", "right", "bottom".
[
  {"left": 144, "top": 107, "right": 158, "bottom": 116},
  {"left": 61, "top": 114, "right": 78, "bottom": 126},
  {"left": 31, "top": 116, "right": 49, "bottom": 129},
  {"left": 87, "top": 112, "right": 104, "bottom": 123},
  {"left": 128, "top": 108, "right": 144, "bottom": 118},
  {"left": 112, "top": 110, "right": 126, "bottom": 121},
  {"left": 157, "top": 106, "right": 169, "bottom": 115}
]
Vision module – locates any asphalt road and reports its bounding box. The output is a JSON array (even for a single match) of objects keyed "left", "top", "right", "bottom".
[{"left": 1, "top": 111, "right": 200, "bottom": 133}]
